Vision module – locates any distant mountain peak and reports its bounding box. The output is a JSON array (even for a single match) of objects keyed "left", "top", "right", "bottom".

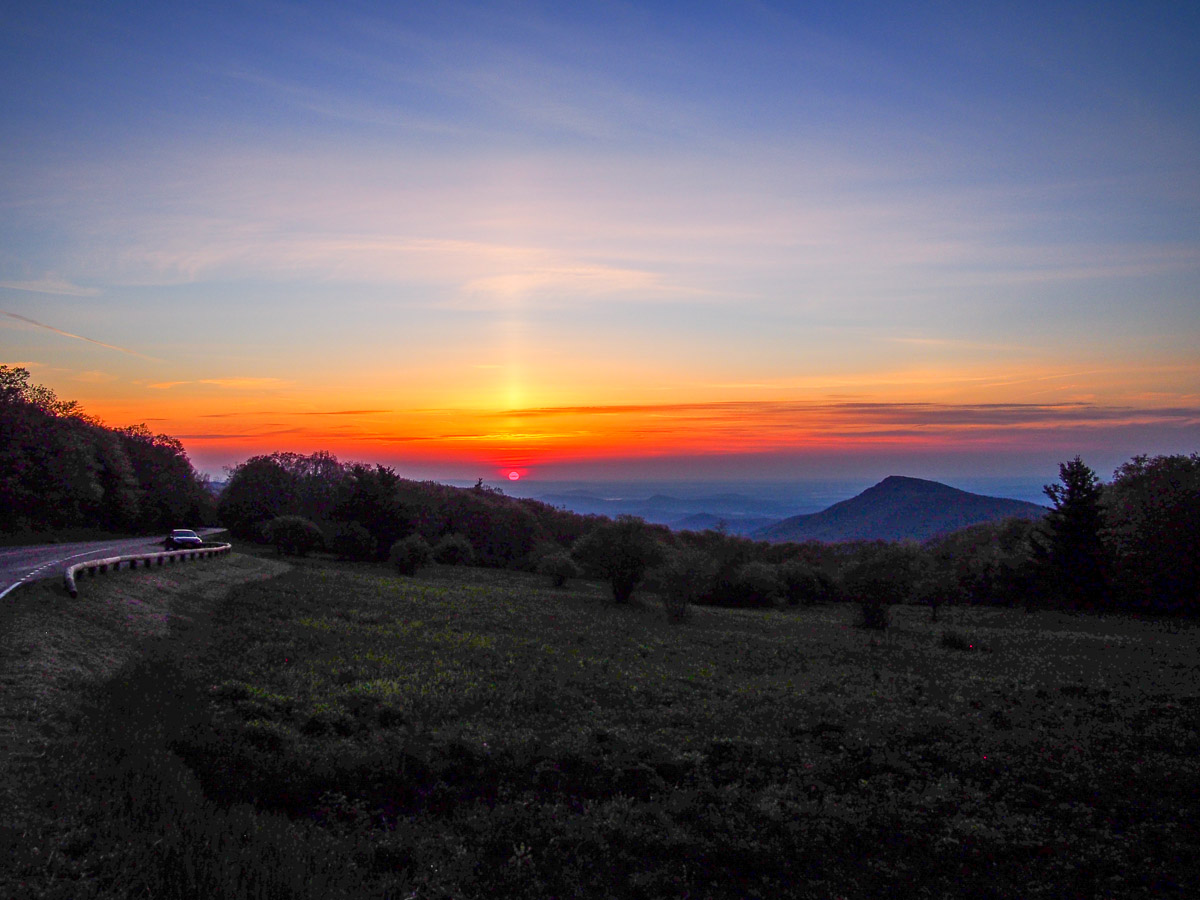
[
  {"left": 755, "top": 476, "right": 1046, "bottom": 543},
  {"left": 871, "top": 475, "right": 956, "bottom": 490}
]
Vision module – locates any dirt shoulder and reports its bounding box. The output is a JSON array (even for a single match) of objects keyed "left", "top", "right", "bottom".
[{"left": 0, "top": 553, "right": 290, "bottom": 843}]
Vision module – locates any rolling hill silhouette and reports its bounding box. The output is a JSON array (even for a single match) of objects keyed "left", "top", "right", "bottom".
[{"left": 754, "top": 475, "right": 1046, "bottom": 543}]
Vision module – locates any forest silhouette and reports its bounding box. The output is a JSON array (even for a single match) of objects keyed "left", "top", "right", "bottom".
[{"left": 3, "top": 365, "right": 1197, "bottom": 617}]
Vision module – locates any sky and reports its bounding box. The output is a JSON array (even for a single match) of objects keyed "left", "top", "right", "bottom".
[{"left": 2, "top": 0, "right": 1198, "bottom": 487}]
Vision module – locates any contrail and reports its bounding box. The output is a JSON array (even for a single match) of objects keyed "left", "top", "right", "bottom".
[{"left": 2, "top": 311, "right": 162, "bottom": 362}]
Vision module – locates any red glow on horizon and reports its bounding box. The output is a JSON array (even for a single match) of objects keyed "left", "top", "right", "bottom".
[{"left": 107, "top": 387, "right": 1199, "bottom": 484}]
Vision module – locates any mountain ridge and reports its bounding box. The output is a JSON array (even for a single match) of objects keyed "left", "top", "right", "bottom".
[{"left": 754, "top": 475, "right": 1047, "bottom": 543}]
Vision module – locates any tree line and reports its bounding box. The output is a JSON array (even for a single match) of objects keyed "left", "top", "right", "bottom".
[
  {"left": 3, "top": 368, "right": 1195, "bottom": 616},
  {"left": 224, "top": 447, "right": 1199, "bottom": 619},
  {"left": 0, "top": 366, "right": 214, "bottom": 535},
  {"left": 218, "top": 451, "right": 601, "bottom": 567}
]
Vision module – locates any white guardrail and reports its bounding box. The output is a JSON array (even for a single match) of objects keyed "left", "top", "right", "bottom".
[{"left": 63, "top": 543, "right": 233, "bottom": 598}]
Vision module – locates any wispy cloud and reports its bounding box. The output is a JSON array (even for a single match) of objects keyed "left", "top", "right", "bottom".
[
  {"left": 173, "top": 428, "right": 306, "bottom": 440},
  {"left": 296, "top": 409, "right": 391, "bottom": 416},
  {"left": 72, "top": 370, "right": 119, "bottom": 384},
  {"left": 492, "top": 399, "right": 1200, "bottom": 439},
  {"left": 1, "top": 310, "right": 160, "bottom": 361},
  {"left": 0, "top": 276, "right": 99, "bottom": 297},
  {"left": 102, "top": 227, "right": 693, "bottom": 307},
  {"left": 155, "top": 397, "right": 1199, "bottom": 466},
  {"left": 148, "top": 377, "right": 291, "bottom": 390},
  {"left": 194, "top": 408, "right": 389, "bottom": 417},
  {"left": 460, "top": 263, "right": 682, "bottom": 305}
]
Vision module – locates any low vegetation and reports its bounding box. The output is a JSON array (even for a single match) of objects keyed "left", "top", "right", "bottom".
[
  {"left": 5, "top": 548, "right": 1197, "bottom": 899},
  {"left": 265, "top": 514, "right": 325, "bottom": 557}
]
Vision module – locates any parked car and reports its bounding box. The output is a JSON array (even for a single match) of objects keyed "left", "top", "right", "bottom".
[{"left": 164, "top": 528, "right": 204, "bottom": 549}]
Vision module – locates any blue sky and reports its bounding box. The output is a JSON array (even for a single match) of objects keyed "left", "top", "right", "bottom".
[{"left": 2, "top": 1, "right": 1197, "bottom": 482}]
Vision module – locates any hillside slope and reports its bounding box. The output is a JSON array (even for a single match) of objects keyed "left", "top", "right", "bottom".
[{"left": 755, "top": 475, "right": 1046, "bottom": 542}]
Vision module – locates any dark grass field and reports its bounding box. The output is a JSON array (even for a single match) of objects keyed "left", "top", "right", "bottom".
[{"left": 4, "top": 549, "right": 1198, "bottom": 898}]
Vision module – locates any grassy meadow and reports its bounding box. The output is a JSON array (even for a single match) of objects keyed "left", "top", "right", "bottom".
[{"left": 3, "top": 548, "right": 1198, "bottom": 898}]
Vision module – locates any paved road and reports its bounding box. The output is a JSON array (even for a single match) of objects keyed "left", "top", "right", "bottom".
[{"left": 0, "top": 529, "right": 227, "bottom": 600}]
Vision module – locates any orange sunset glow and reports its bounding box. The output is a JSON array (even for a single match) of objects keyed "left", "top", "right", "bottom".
[{"left": 43, "top": 351, "right": 1192, "bottom": 485}]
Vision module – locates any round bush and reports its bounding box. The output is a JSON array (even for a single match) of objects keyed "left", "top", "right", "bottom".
[
  {"left": 536, "top": 552, "right": 581, "bottom": 587},
  {"left": 389, "top": 534, "right": 433, "bottom": 576},
  {"left": 329, "top": 521, "right": 377, "bottom": 561},
  {"left": 433, "top": 532, "right": 475, "bottom": 566},
  {"left": 264, "top": 515, "right": 324, "bottom": 557},
  {"left": 726, "top": 561, "right": 783, "bottom": 607}
]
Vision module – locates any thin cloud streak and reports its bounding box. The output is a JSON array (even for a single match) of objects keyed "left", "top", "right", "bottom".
[
  {"left": 148, "top": 378, "right": 291, "bottom": 390},
  {"left": 296, "top": 409, "right": 392, "bottom": 416},
  {"left": 164, "top": 400, "right": 1200, "bottom": 459},
  {"left": 1, "top": 310, "right": 161, "bottom": 361},
  {"left": 0, "top": 277, "right": 99, "bottom": 297},
  {"left": 494, "top": 399, "right": 1200, "bottom": 430}
]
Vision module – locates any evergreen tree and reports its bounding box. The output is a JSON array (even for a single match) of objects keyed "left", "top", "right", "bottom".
[{"left": 1033, "top": 456, "right": 1109, "bottom": 609}]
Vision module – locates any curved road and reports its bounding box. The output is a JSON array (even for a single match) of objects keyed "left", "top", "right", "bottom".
[{"left": 0, "top": 529, "right": 227, "bottom": 600}]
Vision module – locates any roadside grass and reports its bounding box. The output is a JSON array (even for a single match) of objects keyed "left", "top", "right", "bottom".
[
  {"left": 6, "top": 552, "right": 1199, "bottom": 898},
  {"left": 0, "top": 553, "right": 291, "bottom": 898}
]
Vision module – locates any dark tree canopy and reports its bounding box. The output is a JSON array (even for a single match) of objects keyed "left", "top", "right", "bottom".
[
  {"left": 842, "top": 542, "right": 926, "bottom": 607},
  {"left": 1105, "top": 454, "right": 1200, "bottom": 614},
  {"left": 116, "top": 425, "right": 211, "bottom": 531},
  {"left": 335, "top": 463, "right": 410, "bottom": 558},
  {"left": 0, "top": 366, "right": 212, "bottom": 533},
  {"left": 572, "top": 515, "right": 664, "bottom": 603},
  {"left": 218, "top": 455, "right": 302, "bottom": 538}
]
